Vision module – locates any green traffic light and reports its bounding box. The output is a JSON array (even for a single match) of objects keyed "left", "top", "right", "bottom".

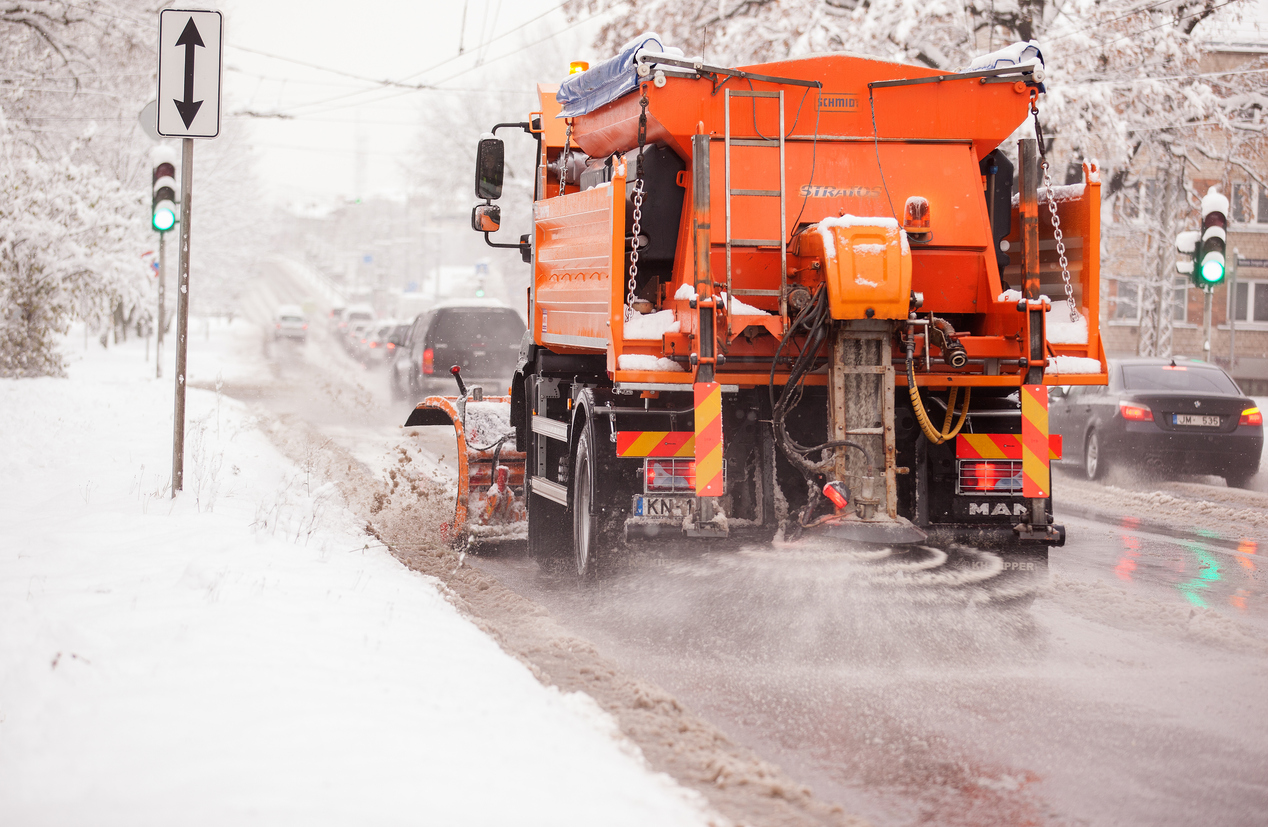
[
  {"left": 1199, "top": 253, "right": 1225, "bottom": 285},
  {"left": 152, "top": 204, "right": 177, "bottom": 232}
]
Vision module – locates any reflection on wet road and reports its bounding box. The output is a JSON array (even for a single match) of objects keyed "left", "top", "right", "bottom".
[{"left": 474, "top": 518, "right": 1268, "bottom": 826}]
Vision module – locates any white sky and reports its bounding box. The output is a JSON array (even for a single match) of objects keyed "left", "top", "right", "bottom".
[{"left": 217, "top": 0, "right": 601, "bottom": 209}]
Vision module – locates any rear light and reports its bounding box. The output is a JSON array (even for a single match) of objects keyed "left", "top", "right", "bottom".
[
  {"left": 645, "top": 459, "right": 696, "bottom": 493},
  {"left": 387, "top": 343, "right": 395, "bottom": 351},
  {"left": 1241, "top": 407, "right": 1263, "bottom": 426},
  {"left": 302, "top": 324, "right": 307, "bottom": 330},
  {"left": 369, "top": 341, "right": 377, "bottom": 348},
  {"left": 423, "top": 347, "right": 434, "bottom": 375},
  {"left": 958, "top": 460, "right": 1023, "bottom": 493},
  {"left": 1119, "top": 400, "right": 1153, "bottom": 422}
]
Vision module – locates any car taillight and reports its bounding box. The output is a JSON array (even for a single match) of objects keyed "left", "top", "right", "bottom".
[
  {"left": 1241, "top": 407, "right": 1263, "bottom": 426},
  {"left": 369, "top": 341, "right": 377, "bottom": 348},
  {"left": 302, "top": 324, "right": 307, "bottom": 330},
  {"left": 387, "top": 342, "right": 395, "bottom": 351},
  {"left": 1119, "top": 400, "right": 1153, "bottom": 422},
  {"left": 423, "top": 348, "right": 434, "bottom": 375}
]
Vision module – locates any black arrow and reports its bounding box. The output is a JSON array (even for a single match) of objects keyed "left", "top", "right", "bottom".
[{"left": 173, "top": 17, "right": 205, "bottom": 128}]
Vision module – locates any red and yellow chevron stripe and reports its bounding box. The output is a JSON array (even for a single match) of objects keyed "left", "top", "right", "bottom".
[
  {"left": 1021, "top": 384, "right": 1050, "bottom": 498},
  {"left": 694, "top": 382, "right": 723, "bottom": 496},
  {"left": 615, "top": 431, "right": 695, "bottom": 457},
  {"left": 956, "top": 433, "right": 1062, "bottom": 460}
]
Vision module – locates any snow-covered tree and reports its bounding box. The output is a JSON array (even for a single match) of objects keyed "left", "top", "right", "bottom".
[
  {"left": 563, "top": 0, "right": 1267, "bottom": 201},
  {"left": 0, "top": 123, "right": 145, "bottom": 376}
]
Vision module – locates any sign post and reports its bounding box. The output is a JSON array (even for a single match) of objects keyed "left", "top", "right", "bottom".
[{"left": 157, "top": 8, "right": 222, "bottom": 496}]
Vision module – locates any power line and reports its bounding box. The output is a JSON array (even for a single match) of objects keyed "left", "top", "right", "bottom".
[
  {"left": 227, "top": 44, "right": 436, "bottom": 91},
  {"left": 263, "top": 7, "right": 601, "bottom": 119},
  {"left": 228, "top": 1, "right": 572, "bottom": 118}
]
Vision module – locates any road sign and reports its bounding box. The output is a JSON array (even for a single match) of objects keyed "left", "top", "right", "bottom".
[{"left": 157, "top": 9, "right": 223, "bottom": 138}]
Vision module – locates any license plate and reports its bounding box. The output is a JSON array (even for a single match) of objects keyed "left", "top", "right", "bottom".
[
  {"left": 633, "top": 495, "right": 692, "bottom": 518},
  {"left": 1174, "top": 414, "right": 1221, "bottom": 427}
]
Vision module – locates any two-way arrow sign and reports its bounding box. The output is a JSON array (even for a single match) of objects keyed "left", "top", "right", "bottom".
[{"left": 157, "top": 9, "right": 222, "bottom": 138}]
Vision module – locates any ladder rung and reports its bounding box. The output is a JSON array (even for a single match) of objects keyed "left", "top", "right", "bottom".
[
  {"left": 844, "top": 428, "right": 885, "bottom": 435},
  {"left": 730, "top": 188, "right": 781, "bottom": 197},
  {"left": 729, "top": 90, "right": 782, "bottom": 98},
  {"left": 835, "top": 366, "right": 888, "bottom": 374},
  {"left": 729, "top": 138, "right": 780, "bottom": 147},
  {"left": 729, "top": 238, "right": 782, "bottom": 247},
  {"left": 731, "top": 289, "right": 781, "bottom": 297}
]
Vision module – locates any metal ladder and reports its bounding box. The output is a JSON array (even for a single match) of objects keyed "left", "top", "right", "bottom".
[{"left": 724, "top": 88, "right": 787, "bottom": 323}]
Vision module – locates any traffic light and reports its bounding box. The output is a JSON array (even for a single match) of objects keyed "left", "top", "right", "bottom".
[
  {"left": 1196, "top": 186, "right": 1229, "bottom": 287},
  {"left": 1175, "top": 229, "right": 1200, "bottom": 279},
  {"left": 151, "top": 147, "right": 178, "bottom": 233}
]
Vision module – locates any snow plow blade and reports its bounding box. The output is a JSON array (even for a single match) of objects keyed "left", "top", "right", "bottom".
[{"left": 404, "top": 396, "right": 526, "bottom": 549}]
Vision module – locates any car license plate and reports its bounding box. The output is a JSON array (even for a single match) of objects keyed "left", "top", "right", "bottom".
[
  {"left": 1174, "top": 414, "right": 1221, "bottom": 427},
  {"left": 633, "top": 495, "right": 692, "bottom": 518}
]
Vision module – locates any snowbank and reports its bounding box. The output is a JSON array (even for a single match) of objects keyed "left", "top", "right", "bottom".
[{"left": 0, "top": 327, "right": 712, "bottom": 827}]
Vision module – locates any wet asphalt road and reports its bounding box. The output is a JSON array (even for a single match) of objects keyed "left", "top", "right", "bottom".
[{"left": 242, "top": 259, "right": 1268, "bottom": 827}]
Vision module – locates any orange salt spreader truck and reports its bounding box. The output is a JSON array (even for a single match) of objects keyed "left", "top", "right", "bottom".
[{"left": 406, "top": 40, "right": 1108, "bottom": 574}]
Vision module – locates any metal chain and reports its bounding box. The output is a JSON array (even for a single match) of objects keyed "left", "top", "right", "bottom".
[
  {"left": 559, "top": 121, "right": 572, "bottom": 198},
  {"left": 626, "top": 90, "right": 649, "bottom": 320},
  {"left": 1042, "top": 159, "right": 1079, "bottom": 322},
  {"left": 1031, "top": 96, "right": 1079, "bottom": 323}
]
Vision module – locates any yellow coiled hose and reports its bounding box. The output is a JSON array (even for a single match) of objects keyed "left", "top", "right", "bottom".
[{"left": 907, "top": 355, "right": 971, "bottom": 444}]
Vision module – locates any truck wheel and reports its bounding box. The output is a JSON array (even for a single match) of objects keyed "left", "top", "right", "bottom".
[
  {"left": 572, "top": 426, "right": 609, "bottom": 578},
  {"left": 1084, "top": 428, "right": 1107, "bottom": 481}
]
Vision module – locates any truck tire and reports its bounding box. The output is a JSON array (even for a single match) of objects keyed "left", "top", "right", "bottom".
[{"left": 571, "top": 425, "right": 609, "bottom": 578}]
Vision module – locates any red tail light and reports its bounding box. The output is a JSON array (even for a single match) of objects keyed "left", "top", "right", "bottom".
[
  {"left": 369, "top": 341, "right": 377, "bottom": 348},
  {"left": 1241, "top": 407, "right": 1263, "bottom": 426},
  {"left": 423, "top": 348, "right": 434, "bottom": 375},
  {"left": 645, "top": 459, "right": 696, "bottom": 492},
  {"left": 1119, "top": 400, "right": 1153, "bottom": 422},
  {"left": 387, "top": 342, "right": 395, "bottom": 351},
  {"left": 302, "top": 324, "right": 307, "bottom": 330}
]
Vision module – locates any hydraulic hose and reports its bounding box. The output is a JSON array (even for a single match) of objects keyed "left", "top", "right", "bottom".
[{"left": 905, "top": 346, "right": 971, "bottom": 445}]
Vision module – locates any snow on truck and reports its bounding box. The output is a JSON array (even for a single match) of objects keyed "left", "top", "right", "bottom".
[{"left": 406, "top": 37, "right": 1108, "bottom": 573}]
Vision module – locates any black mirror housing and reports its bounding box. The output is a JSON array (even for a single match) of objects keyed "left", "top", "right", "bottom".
[
  {"left": 475, "top": 137, "right": 505, "bottom": 200},
  {"left": 472, "top": 203, "right": 502, "bottom": 233}
]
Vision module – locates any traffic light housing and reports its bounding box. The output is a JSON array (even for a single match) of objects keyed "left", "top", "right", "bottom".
[
  {"left": 151, "top": 148, "right": 178, "bottom": 233},
  {"left": 1196, "top": 187, "right": 1228, "bottom": 287},
  {"left": 1175, "top": 229, "right": 1200, "bottom": 279}
]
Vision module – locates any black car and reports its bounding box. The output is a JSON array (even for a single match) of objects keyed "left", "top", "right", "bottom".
[
  {"left": 1049, "top": 358, "right": 1263, "bottom": 487},
  {"left": 392, "top": 299, "right": 526, "bottom": 402}
]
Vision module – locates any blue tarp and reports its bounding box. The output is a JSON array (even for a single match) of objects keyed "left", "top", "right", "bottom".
[{"left": 556, "top": 33, "right": 667, "bottom": 119}]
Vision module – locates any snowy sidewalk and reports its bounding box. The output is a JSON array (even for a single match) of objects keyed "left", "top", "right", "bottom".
[{"left": 0, "top": 327, "right": 713, "bottom": 826}]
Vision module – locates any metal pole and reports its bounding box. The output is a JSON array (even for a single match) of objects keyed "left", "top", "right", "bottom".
[
  {"left": 156, "top": 231, "right": 166, "bottom": 379},
  {"left": 1202, "top": 285, "right": 1213, "bottom": 362},
  {"left": 172, "top": 137, "right": 193, "bottom": 496},
  {"left": 1228, "top": 249, "right": 1238, "bottom": 371}
]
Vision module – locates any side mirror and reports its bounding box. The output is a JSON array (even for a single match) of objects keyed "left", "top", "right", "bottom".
[
  {"left": 472, "top": 203, "right": 501, "bottom": 233},
  {"left": 475, "top": 137, "right": 505, "bottom": 200}
]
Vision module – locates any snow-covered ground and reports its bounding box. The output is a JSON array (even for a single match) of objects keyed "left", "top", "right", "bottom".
[{"left": 0, "top": 324, "right": 715, "bottom": 826}]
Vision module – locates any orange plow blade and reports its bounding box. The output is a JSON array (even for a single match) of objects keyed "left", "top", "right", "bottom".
[{"left": 405, "top": 396, "right": 526, "bottom": 548}]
